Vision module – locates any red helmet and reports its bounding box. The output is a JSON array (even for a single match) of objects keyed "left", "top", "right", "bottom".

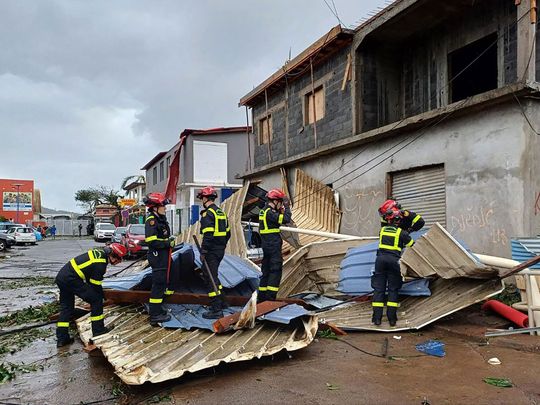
[
  {"left": 266, "top": 188, "right": 286, "bottom": 201},
  {"left": 143, "top": 192, "right": 170, "bottom": 208},
  {"left": 109, "top": 243, "right": 128, "bottom": 259},
  {"left": 197, "top": 186, "right": 217, "bottom": 199},
  {"left": 383, "top": 208, "right": 402, "bottom": 224},
  {"left": 378, "top": 199, "right": 400, "bottom": 216}
]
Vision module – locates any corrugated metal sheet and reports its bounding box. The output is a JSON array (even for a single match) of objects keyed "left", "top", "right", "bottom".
[
  {"left": 279, "top": 239, "right": 372, "bottom": 298},
  {"left": 76, "top": 305, "right": 318, "bottom": 385},
  {"left": 392, "top": 165, "right": 446, "bottom": 227},
  {"left": 511, "top": 238, "right": 540, "bottom": 269},
  {"left": 159, "top": 304, "right": 243, "bottom": 331},
  {"left": 259, "top": 304, "right": 309, "bottom": 324},
  {"left": 400, "top": 223, "right": 499, "bottom": 279},
  {"left": 178, "top": 183, "right": 249, "bottom": 258},
  {"left": 319, "top": 277, "right": 503, "bottom": 332},
  {"left": 289, "top": 169, "right": 342, "bottom": 247}
]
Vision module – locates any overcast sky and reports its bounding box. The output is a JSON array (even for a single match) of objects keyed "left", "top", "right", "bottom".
[{"left": 0, "top": 0, "right": 387, "bottom": 212}]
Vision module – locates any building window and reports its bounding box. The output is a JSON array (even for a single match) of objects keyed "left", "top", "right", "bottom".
[
  {"left": 305, "top": 86, "right": 325, "bottom": 125},
  {"left": 166, "top": 156, "right": 171, "bottom": 179},
  {"left": 448, "top": 33, "right": 498, "bottom": 103},
  {"left": 153, "top": 167, "right": 157, "bottom": 185},
  {"left": 159, "top": 161, "right": 164, "bottom": 182},
  {"left": 258, "top": 115, "right": 272, "bottom": 145}
]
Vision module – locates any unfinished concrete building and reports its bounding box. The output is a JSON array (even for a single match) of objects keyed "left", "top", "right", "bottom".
[{"left": 239, "top": 0, "right": 540, "bottom": 256}]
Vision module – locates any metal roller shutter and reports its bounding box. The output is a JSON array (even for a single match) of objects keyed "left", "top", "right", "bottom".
[{"left": 391, "top": 165, "right": 446, "bottom": 227}]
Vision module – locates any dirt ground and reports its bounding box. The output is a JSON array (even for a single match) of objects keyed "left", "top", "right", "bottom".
[{"left": 0, "top": 240, "right": 539, "bottom": 405}]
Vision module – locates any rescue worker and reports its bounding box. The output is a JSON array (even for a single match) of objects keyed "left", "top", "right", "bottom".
[
  {"left": 372, "top": 208, "right": 414, "bottom": 327},
  {"left": 197, "top": 186, "right": 231, "bottom": 319},
  {"left": 55, "top": 242, "right": 127, "bottom": 347},
  {"left": 143, "top": 192, "right": 175, "bottom": 324},
  {"left": 378, "top": 198, "right": 425, "bottom": 232},
  {"left": 258, "top": 189, "right": 292, "bottom": 302}
]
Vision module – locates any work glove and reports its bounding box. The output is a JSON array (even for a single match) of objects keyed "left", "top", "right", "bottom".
[
  {"left": 282, "top": 196, "right": 290, "bottom": 208},
  {"left": 169, "top": 237, "right": 176, "bottom": 248}
]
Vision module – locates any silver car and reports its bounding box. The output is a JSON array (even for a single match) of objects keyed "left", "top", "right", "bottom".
[
  {"left": 112, "top": 227, "right": 127, "bottom": 243},
  {"left": 6, "top": 226, "right": 37, "bottom": 245},
  {"left": 93, "top": 223, "right": 116, "bottom": 242}
]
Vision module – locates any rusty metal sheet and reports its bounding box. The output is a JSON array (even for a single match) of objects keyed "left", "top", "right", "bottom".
[
  {"left": 400, "top": 223, "right": 499, "bottom": 279},
  {"left": 76, "top": 305, "right": 318, "bottom": 385},
  {"left": 178, "top": 183, "right": 249, "bottom": 258},
  {"left": 318, "top": 277, "right": 503, "bottom": 332}
]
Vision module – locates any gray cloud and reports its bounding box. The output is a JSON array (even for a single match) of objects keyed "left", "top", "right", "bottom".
[{"left": 0, "top": 0, "right": 386, "bottom": 211}]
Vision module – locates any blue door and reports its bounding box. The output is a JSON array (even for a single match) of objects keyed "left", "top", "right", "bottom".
[
  {"left": 190, "top": 204, "right": 200, "bottom": 225},
  {"left": 221, "top": 188, "right": 234, "bottom": 202}
]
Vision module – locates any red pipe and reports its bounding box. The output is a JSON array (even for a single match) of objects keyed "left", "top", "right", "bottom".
[{"left": 481, "top": 300, "right": 528, "bottom": 328}]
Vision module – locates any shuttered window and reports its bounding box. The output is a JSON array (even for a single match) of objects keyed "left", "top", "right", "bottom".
[{"left": 390, "top": 165, "right": 446, "bottom": 227}]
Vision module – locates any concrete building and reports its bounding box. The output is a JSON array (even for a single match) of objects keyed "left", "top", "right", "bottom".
[
  {"left": 142, "top": 127, "right": 251, "bottom": 233},
  {"left": 240, "top": 0, "right": 540, "bottom": 256},
  {"left": 0, "top": 178, "right": 34, "bottom": 223}
]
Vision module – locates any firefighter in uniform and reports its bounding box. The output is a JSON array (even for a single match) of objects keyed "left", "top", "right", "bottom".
[
  {"left": 197, "top": 186, "right": 231, "bottom": 319},
  {"left": 258, "top": 189, "right": 292, "bottom": 302},
  {"left": 55, "top": 242, "right": 127, "bottom": 347},
  {"left": 144, "top": 192, "right": 175, "bottom": 324},
  {"left": 372, "top": 208, "right": 414, "bottom": 327},
  {"left": 378, "top": 198, "right": 425, "bottom": 232}
]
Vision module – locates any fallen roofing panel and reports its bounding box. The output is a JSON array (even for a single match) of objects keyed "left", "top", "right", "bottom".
[
  {"left": 511, "top": 237, "right": 540, "bottom": 269},
  {"left": 76, "top": 305, "right": 318, "bottom": 385},
  {"left": 400, "top": 223, "right": 499, "bottom": 279},
  {"left": 259, "top": 304, "right": 309, "bottom": 325},
  {"left": 158, "top": 304, "right": 243, "bottom": 331}
]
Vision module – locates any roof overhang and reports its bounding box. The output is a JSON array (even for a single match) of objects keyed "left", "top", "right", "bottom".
[{"left": 140, "top": 152, "right": 166, "bottom": 171}]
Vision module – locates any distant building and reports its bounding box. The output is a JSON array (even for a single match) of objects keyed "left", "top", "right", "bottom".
[
  {"left": 93, "top": 204, "right": 118, "bottom": 223},
  {"left": 0, "top": 178, "right": 34, "bottom": 224}
]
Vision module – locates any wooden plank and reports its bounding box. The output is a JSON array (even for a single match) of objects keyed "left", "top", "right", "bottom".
[
  {"left": 341, "top": 52, "right": 352, "bottom": 91},
  {"left": 499, "top": 255, "right": 540, "bottom": 279},
  {"left": 318, "top": 321, "right": 347, "bottom": 336},
  {"left": 213, "top": 301, "right": 289, "bottom": 334}
]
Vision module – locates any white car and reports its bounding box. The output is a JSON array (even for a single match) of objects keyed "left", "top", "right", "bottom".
[
  {"left": 94, "top": 223, "right": 116, "bottom": 242},
  {"left": 6, "top": 226, "right": 37, "bottom": 245}
]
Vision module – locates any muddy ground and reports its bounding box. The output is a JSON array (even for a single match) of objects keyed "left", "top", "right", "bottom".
[{"left": 0, "top": 239, "right": 539, "bottom": 405}]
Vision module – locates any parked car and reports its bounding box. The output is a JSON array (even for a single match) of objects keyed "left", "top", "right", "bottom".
[
  {"left": 94, "top": 223, "right": 116, "bottom": 242},
  {"left": 0, "top": 223, "right": 23, "bottom": 234},
  {"left": 6, "top": 226, "right": 37, "bottom": 245},
  {"left": 112, "top": 227, "right": 126, "bottom": 243},
  {"left": 0, "top": 233, "right": 15, "bottom": 251},
  {"left": 121, "top": 224, "right": 147, "bottom": 258}
]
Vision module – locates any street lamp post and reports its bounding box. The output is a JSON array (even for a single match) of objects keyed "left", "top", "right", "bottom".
[{"left": 12, "top": 183, "right": 23, "bottom": 224}]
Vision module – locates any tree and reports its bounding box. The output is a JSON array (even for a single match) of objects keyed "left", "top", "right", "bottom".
[
  {"left": 121, "top": 175, "right": 145, "bottom": 190},
  {"left": 74, "top": 186, "right": 123, "bottom": 213}
]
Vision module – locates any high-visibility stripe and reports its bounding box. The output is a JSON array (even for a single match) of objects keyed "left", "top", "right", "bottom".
[
  {"left": 70, "top": 259, "right": 85, "bottom": 280},
  {"left": 208, "top": 291, "right": 218, "bottom": 297},
  {"left": 372, "top": 302, "right": 385, "bottom": 307},
  {"left": 149, "top": 298, "right": 163, "bottom": 304},
  {"left": 89, "top": 278, "right": 102, "bottom": 286},
  {"left": 258, "top": 286, "right": 268, "bottom": 291},
  {"left": 207, "top": 208, "right": 229, "bottom": 237},
  {"left": 145, "top": 235, "right": 168, "bottom": 242},
  {"left": 278, "top": 213, "right": 284, "bottom": 225},
  {"left": 164, "top": 289, "right": 174, "bottom": 295},
  {"left": 378, "top": 227, "right": 402, "bottom": 251},
  {"left": 57, "top": 322, "right": 70, "bottom": 328},
  {"left": 145, "top": 215, "right": 155, "bottom": 222},
  {"left": 267, "top": 286, "right": 279, "bottom": 292},
  {"left": 259, "top": 208, "right": 281, "bottom": 234},
  {"left": 218, "top": 285, "right": 223, "bottom": 290},
  {"left": 405, "top": 238, "right": 414, "bottom": 247},
  {"left": 387, "top": 301, "right": 400, "bottom": 307},
  {"left": 201, "top": 227, "right": 215, "bottom": 234},
  {"left": 411, "top": 214, "right": 421, "bottom": 225},
  {"left": 90, "top": 314, "right": 105, "bottom": 322}
]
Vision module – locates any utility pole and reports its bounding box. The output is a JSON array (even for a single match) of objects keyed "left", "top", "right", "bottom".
[{"left": 12, "top": 183, "right": 23, "bottom": 224}]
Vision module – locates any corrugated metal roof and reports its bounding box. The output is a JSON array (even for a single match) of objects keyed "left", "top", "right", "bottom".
[
  {"left": 511, "top": 238, "right": 540, "bottom": 269},
  {"left": 337, "top": 239, "right": 431, "bottom": 296},
  {"left": 400, "top": 223, "right": 499, "bottom": 279},
  {"left": 159, "top": 304, "right": 243, "bottom": 331},
  {"left": 76, "top": 305, "right": 318, "bottom": 385},
  {"left": 259, "top": 304, "right": 309, "bottom": 325}
]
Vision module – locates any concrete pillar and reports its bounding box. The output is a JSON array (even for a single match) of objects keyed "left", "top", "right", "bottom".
[{"left": 517, "top": 0, "right": 536, "bottom": 83}]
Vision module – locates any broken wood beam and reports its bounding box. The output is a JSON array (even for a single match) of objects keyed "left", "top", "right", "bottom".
[
  {"left": 498, "top": 255, "right": 540, "bottom": 279},
  {"left": 213, "top": 301, "right": 289, "bottom": 334},
  {"left": 103, "top": 290, "right": 307, "bottom": 308},
  {"left": 318, "top": 321, "right": 347, "bottom": 336}
]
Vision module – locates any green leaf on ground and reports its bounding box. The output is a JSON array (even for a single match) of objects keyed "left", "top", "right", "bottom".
[
  {"left": 317, "top": 330, "right": 338, "bottom": 340},
  {"left": 326, "top": 382, "right": 340, "bottom": 390},
  {"left": 483, "top": 377, "right": 513, "bottom": 388},
  {"left": 0, "top": 302, "right": 59, "bottom": 327}
]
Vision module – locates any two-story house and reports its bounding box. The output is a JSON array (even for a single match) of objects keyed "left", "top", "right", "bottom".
[
  {"left": 240, "top": 0, "right": 540, "bottom": 256},
  {"left": 142, "top": 127, "right": 251, "bottom": 233}
]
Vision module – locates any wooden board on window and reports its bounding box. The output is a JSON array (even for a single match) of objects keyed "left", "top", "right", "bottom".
[
  {"left": 259, "top": 116, "right": 272, "bottom": 145},
  {"left": 306, "top": 87, "right": 325, "bottom": 125}
]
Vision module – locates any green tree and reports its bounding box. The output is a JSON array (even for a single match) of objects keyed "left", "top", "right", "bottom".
[
  {"left": 120, "top": 175, "right": 145, "bottom": 190},
  {"left": 74, "top": 186, "right": 123, "bottom": 213}
]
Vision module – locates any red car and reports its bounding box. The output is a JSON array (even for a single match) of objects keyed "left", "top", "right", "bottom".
[{"left": 121, "top": 224, "right": 147, "bottom": 258}]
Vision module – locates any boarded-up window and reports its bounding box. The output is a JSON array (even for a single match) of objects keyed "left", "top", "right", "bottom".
[
  {"left": 305, "top": 86, "right": 325, "bottom": 125},
  {"left": 390, "top": 165, "right": 446, "bottom": 227},
  {"left": 259, "top": 115, "right": 272, "bottom": 145}
]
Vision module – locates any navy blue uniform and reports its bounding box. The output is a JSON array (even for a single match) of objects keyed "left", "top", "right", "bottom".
[
  {"left": 371, "top": 226, "right": 414, "bottom": 325},
  {"left": 258, "top": 204, "right": 292, "bottom": 300}
]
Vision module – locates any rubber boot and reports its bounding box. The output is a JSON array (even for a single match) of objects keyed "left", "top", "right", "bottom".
[
  {"left": 387, "top": 307, "right": 398, "bottom": 327},
  {"left": 372, "top": 307, "right": 383, "bottom": 326},
  {"left": 219, "top": 295, "right": 229, "bottom": 310},
  {"left": 91, "top": 320, "right": 110, "bottom": 337},
  {"left": 257, "top": 291, "right": 267, "bottom": 304},
  {"left": 202, "top": 297, "right": 223, "bottom": 319},
  {"left": 149, "top": 312, "right": 172, "bottom": 325},
  {"left": 56, "top": 326, "right": 74, "bottom": 348}
]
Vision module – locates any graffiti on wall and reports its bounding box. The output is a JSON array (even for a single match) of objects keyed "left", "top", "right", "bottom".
[
  {"left": 341, "top": 187, "right": 383, "bottom": 234},
  {"left": 449, "top": 202, "right": 508, "bottom": 246}
]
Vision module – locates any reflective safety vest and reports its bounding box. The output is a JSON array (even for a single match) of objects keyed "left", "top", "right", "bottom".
[
  {"left": 378, "top": 226, "right": 413, "bottom": 252},
  {"left": 69, "top": 249, "right": 107, "bottom": 286},
  {"left": 202, "top": 207, "right": 230, "bottom": 237},
  {"left": 259, "top": 207, "right": 284, "bottom": 234}
]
